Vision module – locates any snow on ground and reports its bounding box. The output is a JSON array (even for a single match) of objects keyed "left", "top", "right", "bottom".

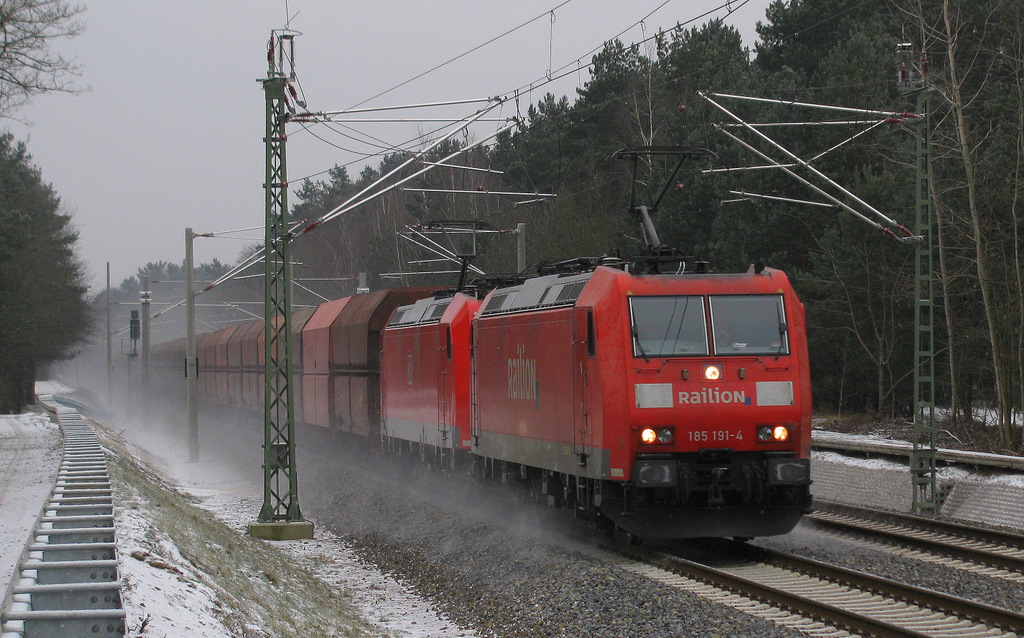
[
  {"left": 935, "top": 463, "right": 1024, "bottom": 489},
  {"left": 33, "top": 380, "right": 76, "bottom": 397},
  {"left": 196, "top": 489, "right": 471, "bottom": 636},
  {"left": 813, "top": 428, "right": 1024, "bottom": 465},
  {"left": 115, "top": 501, "right": 235, "bottom": 638},
  {"left": 813, "top": 449, "right": 909, "bottom": 472},
  {"left": 0, "top": 413, "right": 60, "bottom": 596},
  {"left": 98, "top": 411, "right": 478, "bottom": 638},
  {"left": 813, "top": 429, "right": 1024, "bottom": 489}
]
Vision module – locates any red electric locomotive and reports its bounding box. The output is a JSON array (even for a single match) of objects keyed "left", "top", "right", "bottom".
[
  {"left": 380, "top": 291, "right": 480, "bottom": 462},
  {"left": 469, "top": 262, "right": 811, "bottom": 539}
]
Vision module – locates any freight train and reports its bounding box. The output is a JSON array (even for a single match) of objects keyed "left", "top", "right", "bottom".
[{"left": 152, "top": 259, "right": 812, "bottom": 540}]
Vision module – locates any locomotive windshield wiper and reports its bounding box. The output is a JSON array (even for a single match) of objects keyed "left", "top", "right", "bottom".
[
  {"left": 632, "top": 323, "right": 651, "bottom": 362},
  {"left": 775, "top": 301, "right": 787, "bottom": 359}
]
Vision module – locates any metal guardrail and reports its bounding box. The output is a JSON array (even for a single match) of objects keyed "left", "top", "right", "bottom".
[
  {"left": 812, "top": 429, "right": 1024, "bottom": 471},
  {"left": 2, "top": 401, "right": 125, "bottom": 638}
]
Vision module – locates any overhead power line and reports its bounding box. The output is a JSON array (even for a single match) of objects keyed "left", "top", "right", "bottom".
[{"left": 344, "top": 1, "right": 575, "bottom": 112}]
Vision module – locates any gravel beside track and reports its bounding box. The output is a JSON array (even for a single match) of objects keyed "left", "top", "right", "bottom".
[{"left": 296, "top": 431, "right": 804, "bottom": 638}]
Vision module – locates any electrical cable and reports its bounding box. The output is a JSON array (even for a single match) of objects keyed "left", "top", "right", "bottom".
[
  {"left": 510, "top": 0, "right": 750, "bottom": 100},
  {"left": 345, "top": 0, "right": 575, "bottom": 112},
  {"left": 290, "top": 115, "right": 486, "bottom": 184},
  {"left": 291, "top": 0, "right": 750, "bottom": 190}
]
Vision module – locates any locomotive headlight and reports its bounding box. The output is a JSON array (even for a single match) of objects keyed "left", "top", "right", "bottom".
[
  {"left": 702, "top": 364, "right": 722, "bottom": 381},
  {"left": 640, "top": 427, "right": 674, "bottom": 445},
  {"left": 757, "top": 425, "right": 791, "bottom": 442}
]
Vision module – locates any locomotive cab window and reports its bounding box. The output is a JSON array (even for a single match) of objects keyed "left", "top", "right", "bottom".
[
  {"left": 629, "top": 296, "right": 708, "bottom": 357},
  {"left": 710, "top": 294, "right": 789, "bottom": 356},
  {"left": 587, "top": 310, "right": 596, "bottom": 358}
]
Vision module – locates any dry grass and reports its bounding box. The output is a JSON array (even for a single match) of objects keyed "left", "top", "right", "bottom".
[{"left": 97, "top": 425, "right": 383, "bottom": 638}]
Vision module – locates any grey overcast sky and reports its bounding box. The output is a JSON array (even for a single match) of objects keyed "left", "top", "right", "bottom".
[{"left": 7, "top": 0, "right": 773, "bottom": 292}]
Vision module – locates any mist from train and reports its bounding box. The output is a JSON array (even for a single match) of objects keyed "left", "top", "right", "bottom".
[{"left": 95, "top": 391, "right": 591, "bottom": 556}]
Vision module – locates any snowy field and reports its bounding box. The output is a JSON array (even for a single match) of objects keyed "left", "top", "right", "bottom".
[{"left": 0, "top": 413, "right": 61, "bottom": 597}]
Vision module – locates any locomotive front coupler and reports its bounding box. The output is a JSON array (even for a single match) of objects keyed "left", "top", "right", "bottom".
[{"left": 708, "top": 467, "right": 728, "bottom": 507}]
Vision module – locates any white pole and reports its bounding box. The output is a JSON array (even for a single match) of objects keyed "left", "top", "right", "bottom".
[
  {"left": 106, "top": 263, "right": 112, "bottom": 405},
  {"left": 517, "top": 223, "right": 526, "bottom": 273},
  {"left": 141, "top": 275, "right": 151, "bottom": 400},
  {"left": 186, "top": 228, "right": 199, "bottom": 462}
]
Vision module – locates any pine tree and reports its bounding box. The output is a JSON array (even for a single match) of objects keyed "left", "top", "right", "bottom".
[{"left": 0, "top": 134, "right": 89, "bottom": 412}]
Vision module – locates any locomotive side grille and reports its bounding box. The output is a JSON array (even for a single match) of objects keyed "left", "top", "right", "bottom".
[
  {"left": 481, "top": 292, "right": 512, "bottom": 315},
  {"left": 426, "top": 303, "right": 449, "bottom": 320},
  {"left": 386, "top": 308, "right": 407, "bottom": 326},
  {"left": 480, "top": 272, "right": 594, "bottom": 316},
  {"left": 553, "top": 280, "right": 587, "bottom": 303},
  {"left": 389, "top": 297, "right": 453, "bottom": 326}
]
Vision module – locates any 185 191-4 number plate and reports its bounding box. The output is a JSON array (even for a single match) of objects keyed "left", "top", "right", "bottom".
[{"left": 688, "top": 430, "right": 743, "bottom": 442}]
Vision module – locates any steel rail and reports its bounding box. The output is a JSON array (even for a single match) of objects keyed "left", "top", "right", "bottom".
[
  {"left": 809, "top": 500, "right": 1024, "bottom": 574},
  {"left": 622, "top": 545, "right": 933, "bottom": 638},
  {"left": 759, "top": 546, "right": 1024, "bottom": 633},
  {"left": 620, "top": 541, "right": 1024, "bottom": 637}
]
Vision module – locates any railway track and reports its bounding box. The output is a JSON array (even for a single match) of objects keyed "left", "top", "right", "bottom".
[
  {"left": 608, "top": 540, "right": 1024, "bottom": 638},
  {"left": 807, "top": 501, "right": 1024, "bottom": 580}
]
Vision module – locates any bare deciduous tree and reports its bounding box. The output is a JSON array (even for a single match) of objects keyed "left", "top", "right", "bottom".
[{"left": 0, "top": 0, "right": 85, "bottom": 117}]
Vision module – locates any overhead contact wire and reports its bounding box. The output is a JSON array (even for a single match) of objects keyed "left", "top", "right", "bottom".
[{"left": 345, "top": 0, "right": 575, "bottom": 112}]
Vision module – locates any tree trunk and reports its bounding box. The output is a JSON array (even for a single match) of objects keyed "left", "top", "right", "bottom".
[
  {"left": 0, "top": 359, "right": 34, "bottom": 414},
  {"left": 934, "top": 195, "right": 960, "bottom": 424},
  {"left": 878, "top": 343, "right": 886, "bottom": 415},
  {"left": 1014, "top": 9, "right": 1024, "bottom": 451},
  {"left": 942, "top": 0, "right": 1013, "bottom": 445},
  {"left": 1011, "top": 16, "right": 1019, "bottom": 448}
]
